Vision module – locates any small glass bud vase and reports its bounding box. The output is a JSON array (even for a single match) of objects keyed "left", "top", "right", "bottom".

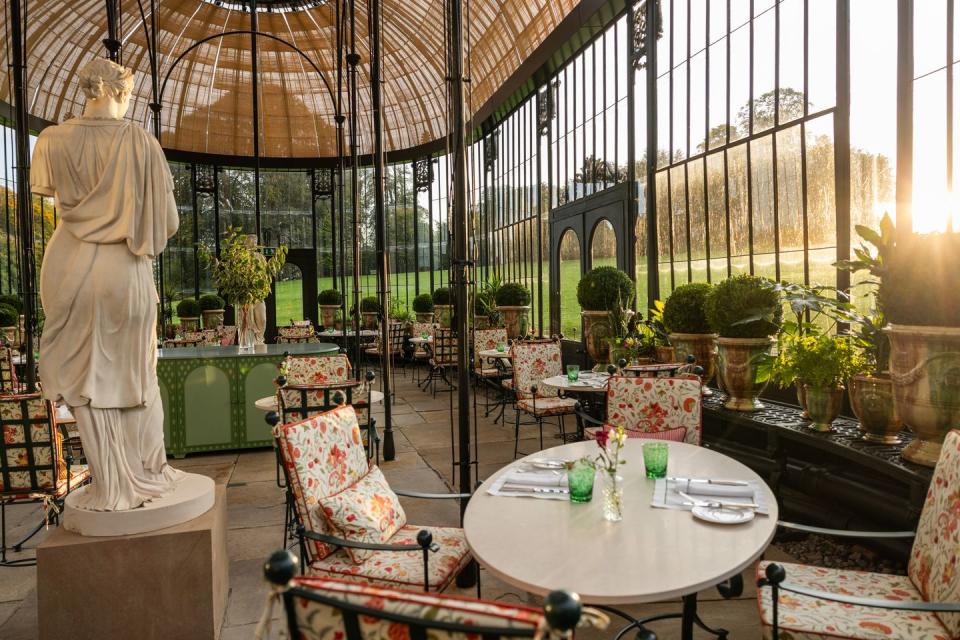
[{"left": 601, "top": 471, "right": 623, "bottom": 522}]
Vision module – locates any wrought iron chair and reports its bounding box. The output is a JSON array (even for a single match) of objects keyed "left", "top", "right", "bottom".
[
  {"left": 269, "top": 404, "right": 476, "bottom": 593},
  {"left": 511, "top": 339, "right": 576, "bottom": 458},
  {"left": 472, "top": 328, "right": 511, "bottom": 418},
  {"left": 0, "top": 345, "right": 20, "bottom": 394},
  {"left": 425, "top": 327, "right": 458, "bottom": 396},
  {"left": 410, "top": 321, "right": 435, "bottom": 384},
  {"left": 756, "top": 428, "right": 960, "bottom": 640},
  {"left": 576, "top": 375, "right": 703, "bottom": 445},
  {"left": 218, "top": 325, "right": 237, "bottom": 346},
  {"left": 0, "top": 393, "right": 90, "bottom": 566},
  {"left": 162, "top": 337, "right": 202, "bottom": 349},
  {"left": 261, "top": 549, "right": 587, "bottom": 640}
]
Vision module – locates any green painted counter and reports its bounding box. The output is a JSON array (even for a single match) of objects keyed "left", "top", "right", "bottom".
[{"left": 157, "top": 342, "right": 339, "bottom": 457}]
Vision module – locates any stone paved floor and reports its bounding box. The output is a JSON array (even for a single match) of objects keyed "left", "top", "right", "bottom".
[{"left": 0, "top": 367, "right": 796, "bottom": 639}]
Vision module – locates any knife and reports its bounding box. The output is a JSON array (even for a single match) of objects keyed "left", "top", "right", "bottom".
[
  {"left": 499, "top": 486, "right": 568, "bottom": 495},
  {"left": 668, "top": 477, "right": 750, "bottom": 487},
  {"left": 678, "top": 490, "right": 758, "bottom": 510}
]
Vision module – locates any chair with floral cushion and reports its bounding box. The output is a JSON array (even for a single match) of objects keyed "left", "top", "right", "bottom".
[
  {"left": 756, "top": 428, "right": 960, "bottom": 640},
  {"left": 0, "top": 393, "right": 90, "bottom": 566},
  {"left": 261, "top": 549, "right": 586, "bottom": 640},
  {"left": 425, "top": 327, "right": 458, "bottom": 396},
  {"left": 472, "top": 328, "right": 511, "bottom": 417},
  {"left": 270, "top": 404, "right": 476, "bottom": 594},
  {"left": 276, "top": 324, "right": 319, "bottom": 344},
  {"left": 510, "top": 339, "right": 577, "bottom": 458},
  {"left": 218, "top": 325, "right": 237, "bottom": 346},
  {"left": 409, "top": 322, "right": 435, "bottom": 384},
  {"left": 0, "top": 345, "right": 20, "bottom": 394},
  {"left": 576, "top": 376, "right": 703, "bottom": 445}
]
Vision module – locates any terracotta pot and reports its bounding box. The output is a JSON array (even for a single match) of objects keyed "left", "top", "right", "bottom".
[
  {"left": 716, "top": 337, "right": 776, "bottom": 411},
  {"left": 180, "top": 317, "right": 200, "bottom": 332},
  {"left": 850, "top": 374, "right": 902, "bottom": 444},
  {"left": 415, "top": 312, "right": 434, "bottom": 323},
  {"left": 668, "top": 333, "right": 717, "bottom": 384},
  {"left": 201, "top": 309, "right": 224, "bottom": 329},
  {"left": 319, "top": 304, "right": 341, "bottom": 330},
  {"left": 434, "top": 305, "right": 454, "bottom": 329},
  {"left": 804, "top": 384, "right": 844, "bottom": 432},
  {"left": 1, "top": 326, "right": 17, "bottom": 346},
  {"left": 795, "top": 380, "right": 809, "bottom": 419},
  {"left": 498, "top": 305, "right": 530, "bottom": 340},
  {"left": 655, "top": 345, "right": 677, "bottom": 363},
  {"left": 361, "top": 312, "right": 379, "bottom": 330},
  {"left": 474, "top": 315, "right": 491, "bottom": 330},
  {"left": 581, "top": 310, "right": 613, "bottom": 364},
  {"left": 886, "top": 324, "right": 960, "bottom": 467}
]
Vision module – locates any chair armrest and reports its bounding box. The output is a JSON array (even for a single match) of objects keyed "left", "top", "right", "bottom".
[
  {"left": 393, "top": 489, "right": 473, "bottom": 499},
  {"left": 573, "top": 402, "right": 604, "bottom": 426},
  {"left": 778, "top": 521, "right": 915, "bottom": 539},
  {"left": 284, "top": 381, "right": 360, "bottom": 391},
  {"left": 300, "top": 528, "right": 439, "bottom": 553}
]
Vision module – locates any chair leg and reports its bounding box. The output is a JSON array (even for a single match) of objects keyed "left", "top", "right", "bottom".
[
  {"left": 538, "top": 417, "right": 544, "bottom": 451},
  {"left": 513, "top": 408, "right": 521, "bottom": 459}
]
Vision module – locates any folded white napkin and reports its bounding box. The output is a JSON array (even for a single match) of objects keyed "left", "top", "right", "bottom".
[
  {"left": 652, "top": 477, "right": 769, "bottom": 515},
  {"left": 676, "top": 480, "right": 755, "bottom": 498},
  {"left": 487, "top": 467, "right": 569, "bottom": 500},
  {"left": 500, "top": 468, "right": 567, "bottom": 488}
]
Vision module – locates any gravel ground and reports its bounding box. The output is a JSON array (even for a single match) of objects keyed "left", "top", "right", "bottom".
[{"left": 776, "top": 533, "right": 907, "bottom": 575}]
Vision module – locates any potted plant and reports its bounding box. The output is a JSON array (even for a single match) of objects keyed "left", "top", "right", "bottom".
[
  {"left": 176, "top": 298, "right": 201, "bottom": 332},
  {"left": 412, "top": 293, "right": 434, "bottom": 323},
  {"left": 879, "top": 228, "right": 960, "bottom": 467},
  {"left": 0, "top": 304, "right": 18, "bottom": 345},
  {"left": 360, "top": 296, "right": 380, "bottom": 330},
  {"left": 318, "top": 289, "right": 343, "bottom": 329},
  {"left": 432, "top": 288, "right": 454, "bottom": 328},
  {"left": 576, "top": 267, "right": 634, "bottom": 365},
  {"left": 704, "top": 274, "right": 782, "bottom": 411},
  {"left": 608, "top": 315, "right": 657, "bottom": 366},
  {"left": 495, "top": 282, "right": 532, "bottom": 340},
  {"left": 662, "top": 283, "right": 716, "bottom": 387},
  {"left": 199, "top": 293, "right": 226, "bottom": 329},
  {"left": 199, "top": 227, "right": 288, "bottom": 349},
  {"left": 645, "top": 300, "right": 675, "bottom": 363}
]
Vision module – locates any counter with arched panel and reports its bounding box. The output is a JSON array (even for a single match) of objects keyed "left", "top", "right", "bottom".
[{"left": 157, "top": 342, "right": 339, "bottom": 457}]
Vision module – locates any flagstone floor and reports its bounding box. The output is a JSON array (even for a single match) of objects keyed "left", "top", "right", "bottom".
[{"left": 0, "top": 367, "right": 795, "bottom": 639}]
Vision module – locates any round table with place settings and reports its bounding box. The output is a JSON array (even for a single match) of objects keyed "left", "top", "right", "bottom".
[{"left": 254, "top": 389, "right": 384, "bottom": 413}]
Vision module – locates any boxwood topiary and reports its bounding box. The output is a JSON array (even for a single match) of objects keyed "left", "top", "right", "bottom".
[
  {"left": 432, "top": 288, "right": 452, "bottom": 305},
  {"left": 412, "top": 293, "right": 434, "bottom": 313},
  {"left": 0, "top": 304, "right": 17, "bottom": 327},
  {"left": 360, "top": 296, "right": 380, "bottom": 313},
  {"left": 0, "top": 295, "right": 23, "bottom": 314},
  {"left": 704, "top": 274, "right": 782, "bottom": 338},
  {"left": 199, "top": 293, "right": 225, "bottom": 311},
  {"left": 318, "top": 288, "right": 343, "bottom": 306},
  {"left": 576, "top": 266, "right": 635, "bottom": 311},
  {"left": 495, "top": 282, "right": 531, "bottom": 307},
  {"left": 176, "top": 298, "right": 201, "bottom": 318},
  {"left": 662, "top": 282, "right": 713, "bottom": 334}
]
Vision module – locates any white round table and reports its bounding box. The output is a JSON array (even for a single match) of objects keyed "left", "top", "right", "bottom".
[
  {"left": 477, "top": 348, "right": 511, "bottom": 361},
  {"left": 320, "top": 329, "right": 379, "bottom": 338},
  {"left": 254, "top": 390, "right": 384, "bottom": 412},
  {"left": 539, "top": 373, "right": 609, "bottom": 393},
  {"left": 464, "top": 439, "right": 777, "bottom": 634},
  {"left": 409, "top": 336, "right": 433, "bottom": 346}
]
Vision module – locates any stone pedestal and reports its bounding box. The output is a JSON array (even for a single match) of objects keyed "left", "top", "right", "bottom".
[{"left": 37, "top": 485, "right": 228, "bottom": 640}]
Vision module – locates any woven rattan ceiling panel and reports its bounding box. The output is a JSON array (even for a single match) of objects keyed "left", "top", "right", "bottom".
[{"left": 1, "top": 0, "right": 577, "bottom": 158}]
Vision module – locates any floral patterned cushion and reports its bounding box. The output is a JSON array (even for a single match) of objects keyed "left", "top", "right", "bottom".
[
  {"left": 511, "top": 341, "right": 562, "bottom": 400},
  {"left": 516, "top": 396, "right": 578, "bottom": 417},
  {"left": 909, "top": 429, "right": 960, "bottom": 637},
  {"left": 604, "top": 376, "right": 702, "bottom": 445},
  {"left": 280, "top": 355, "right": 353, "bottom": 420},
  {"left": 756, "top": 561, "right": 950, "bottom": 640},
  {"left": 586, "top": 424, "right": 688, "bottom": 443},
  {"left": 309, "top": 525, "right": 473, "bottom": 592},
  {"left": 0, "top": 346, "right": 18, "bottom": 394},
  {"left": 474, "top": 328, "right": 507, "bottom": 369},
  {"left": 319, "top": 466, "right": 406, "bottom": 564},
  {"left": 0, "top": 395, "right": 62, "bottom": 494},
  {"left": 288, "top": 574, "right": 541, "bottom": 639},
  {"left": 279, "top": 325, "right": 316, "bottom": 339},
  {"left": 278, "top": 404, "right": 371, "bottom": 560}
]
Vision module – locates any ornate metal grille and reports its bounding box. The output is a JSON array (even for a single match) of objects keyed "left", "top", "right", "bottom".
[
  {"left": 413, "top": 157, "right": 434, "bottom": 192},
  {"left": 194, "top": 164, "right": 215, "bottom": 192},
  {"left": 632, "top": 0, "right": 663, "bottom": 70},
  {"left": 313, "top": 168, "right": 334, "bottom": 199}
]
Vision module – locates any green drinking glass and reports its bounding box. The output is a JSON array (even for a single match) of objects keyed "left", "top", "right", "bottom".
[
  {"left": 496, "top": 342, "right": 506, "bottom": 352},
  {"left": 421, "top": 332, "right": 429, "bottom": 339},
  {"left": 642, "top": 442, "right": 669, "bottom": 479},
  {"left": 567, "top": 460, "right": 595, "bottom": 503},
  {"left": 567, "top": 364, "right": 580, "bottom": 382}
]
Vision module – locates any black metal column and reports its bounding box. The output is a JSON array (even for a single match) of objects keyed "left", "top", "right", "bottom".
[
  {"left": 645, "top": 0, "right": 659, "bottom": 308},
  {"left": 626, "top": 2, "right": 638, "bottom": 304},
  {"left": 9, "top": 0, "right": 36, "bottom": 391},
  {"left": 347, "top": 0, "right": 363, "bottom": 379},
  {"left": 896, "top": 0, "right": 913, "bottom": 233},
  {"left": 335, "top": 0, "right": 349, "bottom": 331},
  {"left": 250, "top": 0, "right": 263, "bottom": 241},
  {"left": 103, "top": 0, "right": 122, "bottom": 62},
  {"left": 834, "top": 0, "right": 851, "bottom": 295}
]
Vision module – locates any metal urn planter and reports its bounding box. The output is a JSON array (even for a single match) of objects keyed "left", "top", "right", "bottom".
[
  {"left": 803, "top": 385, "right": 844, "bottom": 432},
  {"left": 498, "top": 305, "right": 530, "bottom": 340},
  {"left": 434, "top": 305, "right": 454, "bottom": 329},
  {"left": 361, "top": 312, "right": 379, "bottom": 330},
  {"left": 668, "top": 333, "right": 717, "bottom": 385},
  {"left": 581, "top": 310, "right": 613, "bottom": 365},
  {"left": 716, "top": 337, "right": 776, "bottom": 411},
  {"left": 886, "top": 324, "right": 960, "bottom": 467},
  {"left": 415, "top": 312, "right": 434, "bottom": 323},
  {"left": 201, "top": 309, "right": 224, "bottom": 330},
  {"left": 850, "top": 374, "right": 902, "bottom": 444}
]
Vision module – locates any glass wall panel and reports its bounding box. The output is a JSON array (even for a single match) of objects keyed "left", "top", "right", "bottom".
[{"left": 558, "top": 229, "right": 581, "bottom": 339}]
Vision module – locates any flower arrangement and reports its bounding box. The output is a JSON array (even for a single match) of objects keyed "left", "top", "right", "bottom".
[
  {"left": 608, "top": 315, "right": 658, "bottom": 364},
  {"left": 594, "top": 425, "right": 627, "bottom": 474},
  {"left": 571, "top": 425, "right": 627, "bottom": 521},
  {"left": 198, "top": 227, "right": 288, "bottom": 306}
]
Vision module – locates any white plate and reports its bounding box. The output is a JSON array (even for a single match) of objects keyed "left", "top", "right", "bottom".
[
  {"left": 528, "top": 458, "right": 568, "bottom": 470},
  {"left": 691, "top": 505, "right": 756, "bottom": 525}
]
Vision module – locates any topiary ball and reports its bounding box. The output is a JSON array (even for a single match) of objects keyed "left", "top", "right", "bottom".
[
  {"left": 0, "top": 304, "right": 18, "bottom": 328},
  {"left": 576, "top": 266, "right": 634, "bottom": 311},
  {"left": 412, "top": 293, "right": 434, "bottom": 313},
  {"left": 662, "top": 282, "right": 713, "bottom": 334},
  {"left": 0, "top": 294, "right": 23, "bottom": 314},
  {"left": 495, "top": 282, "right": 531, "bottom": 307},
  {"left": 432, "top": 288, "right": 452, "bottom": 305},
  {"left": 199, "top": 293, "right": 226, "bottom": 311},
  {"left": 360, "top": 296, "right": 380, "bottom": 313},
  {"left": 318, "top": 288, "right": 343, "bottom": 306},
  {"left": 176, "top": 298, "right": 201, "bottom": 318},
  {"left": 703, "top": 274, "right": 782, "bottom": 338}
]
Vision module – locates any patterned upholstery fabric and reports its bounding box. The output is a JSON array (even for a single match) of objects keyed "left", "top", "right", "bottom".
[
  {"left": 511, "top": 341, "right": 562, "bottom": 400},
  {"left": 586, "top": 424, "right": 688, "bottom": 443},
  {"left": 604, "top": 376, "right": 702, "bottom": 445},
  {"left": 309, "top": 525, "right": 473, "bottom": 592},
  {"left": 277, "top": 404, "right": 371, "bottom": 560},
  {"left": 0, "top": 346, "right": 19, "bottom": 394},
  {"left": 473, "top": 328, "right": 507, "bottom": 369},
  {"left": 279, "top": 325, "right": 316, "bottom": 339},
  {"left": 319, "top": 466, "right": 407, "bottom": 563},
  {"left": 219, "top": 326, "right": 237, "bottom": 346},
  {"left": 292, "top": 320, "right": 313, "bottom": 327},
  {"left": 756, "top": 561, "right": 949, "bottom": 640},
  {"left": 516, "top": 396, "right": 578, "bottom": 417},
  {"left": 280, "top": 355, "right": 353, "bottom": 421},
  {"left": 289, "top": 572, "right": 541, "bottom": 638},
  {"left": 909, "top": 429, "right": 960, "bottom": 636}
]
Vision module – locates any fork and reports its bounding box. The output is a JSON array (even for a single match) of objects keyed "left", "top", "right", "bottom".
[{"left": 677, "top": 490, "right": 758, "bottom": 510}]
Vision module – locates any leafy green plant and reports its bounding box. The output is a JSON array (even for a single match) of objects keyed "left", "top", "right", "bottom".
[
  {"left": 495, "top": 282, "right": 531, "bottom": 307},
  {"left": 704, "top": 274, "right": 783, "bottom": 338},
  {"left": 645, "top": 299, "right": 670, "bottom": 346},
  {"left": 198, "top": 227, "right": 288, "bottom": 306},
  {"left": 0, "top": 295, "right": 23, "bottom": 314},
  {"left": 318, "top": 289, "right": 343, "bottom": 306},
  {"left": 773, "top": 334, "right": 868, "bottom": 390},
  {"left": 662, "top": 283, "right": 713, "bottom": 334},
  {"left": 199, "top": 293, "right": 225, "bottom": 311},
  {"left": 608, "top": 313, "right": 658, "bottom": 361},
  {"left": 0, "top": 304, "right": 18, "bottom": 327},
  {"left": 388, "top": 298, "right": 413, "bottom": 324},
  {"left": 360, "top": 296, "right": 380, "bottom": 313},
  {"left": 176, "top": 298, "right": 201, "bottom": 318},
  {"left": 576, "top": 267, "right": 634, "bottom": 311},
  {"left": 432, "top": 287, "right": 452, "bottom": 305},
  {"left": 412, "top": 293, "right": 434, "bottom": 313}
]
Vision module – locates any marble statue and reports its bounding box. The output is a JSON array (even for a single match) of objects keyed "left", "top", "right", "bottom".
[{"left": 31, "top": 58, "right": 183, "bottom": 513}]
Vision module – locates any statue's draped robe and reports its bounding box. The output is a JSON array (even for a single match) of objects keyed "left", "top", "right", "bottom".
[{"left": 31, "top": 117, "right": 181, "bottom": 511}]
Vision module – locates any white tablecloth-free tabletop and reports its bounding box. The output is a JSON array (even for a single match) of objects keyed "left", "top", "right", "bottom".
[
  {"left": 320, "top": 330, "right": 379, "bottom": 338},
  {"left": 254, "top": 390, "right": 385, "bottom": 413},
  {"left": 409, "top": 336, "right": 433, "bottom": 345},
  {"left": 539, "top": 373, "right": 609, "bottom": 393},
  {"left": 477, "top": 349, "right": 512, "bottom": 361},
  {"left": 463, "top": 439, "right": 777, "bottom": 605}
]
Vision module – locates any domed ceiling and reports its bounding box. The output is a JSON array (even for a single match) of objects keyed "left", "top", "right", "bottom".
[{"left": 1, "top": 0, "right": 578, "bottom": 159}]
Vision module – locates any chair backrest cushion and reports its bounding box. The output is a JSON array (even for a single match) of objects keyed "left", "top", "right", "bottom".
[
  {"left": 474, "top": 328, "right": 508, "bottom": 369},
  {"left": 279, "top": 325, "right": 316, "bottom": 339},
  {"left": 0, "top": 394, "right": 61, "bottom": 495},
  {"left": 605, "top": 376, "right": 702, "bottom": 445},
  {"left": 433, "top": 328, "right": 458, "bottom": 364},
  {"left": 0, "top": 346, "right": 18, "bottom": 394},
  {"left": 319, "top": 466, "right": 406, "bottom": 563},
  {"left": 280, "top": 355, "right": 353, "bottom": 422},
  {"left": 511, "top": 341, "right": 562, "bottom": 399},
  {"left": 278, "top": 404, "right": 370, "bottom": 560},
  {"left": 288, "top": 576, "right": 543, "bottom": 638},
  {"left": 909, "top": 429, "right": 960, "bottom": 636}
]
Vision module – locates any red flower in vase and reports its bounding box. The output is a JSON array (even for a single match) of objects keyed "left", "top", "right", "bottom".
[{"left": 595, "top": 428, "right": 610, "bottom": 449}]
